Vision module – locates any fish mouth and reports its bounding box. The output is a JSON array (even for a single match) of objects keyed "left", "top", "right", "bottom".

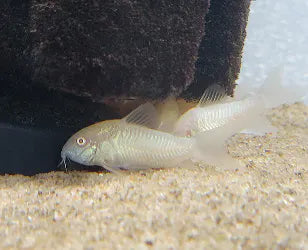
[
  {"left": 58, "top": 143, "right": 97, "bottom": 171},
  {"left": 58, "top": 146, "right": 72, "bottom": 171}
]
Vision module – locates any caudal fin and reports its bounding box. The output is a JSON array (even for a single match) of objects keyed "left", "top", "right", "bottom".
[
  {"left": 256, "top": 66, "right": 306, "bottom": 108},
  {"left": 192, "top": 126, "right": 244, "bottom": 171}
]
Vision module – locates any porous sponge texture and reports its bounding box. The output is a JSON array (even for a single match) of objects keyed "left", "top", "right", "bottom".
[
  {"left": 183, "top": 0, "right": 251, "bottom": 100},
  {"left": 29, "top": 0, "right": 209, "bottom": 100},
  {"left": 1, "top": 1, "right": 251, "bottom": 101}
]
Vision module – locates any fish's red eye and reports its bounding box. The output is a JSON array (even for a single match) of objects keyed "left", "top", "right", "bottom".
[{"left": 76, "top": 137, "right": 87, "bottom": 146}]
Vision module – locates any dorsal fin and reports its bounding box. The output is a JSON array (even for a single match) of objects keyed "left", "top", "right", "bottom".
[
  {"left": 122, "top": 102, "right": 159, "bottom": 129},
  {"left": 197, "top": 84, "right": 227, "bottom": 107}
]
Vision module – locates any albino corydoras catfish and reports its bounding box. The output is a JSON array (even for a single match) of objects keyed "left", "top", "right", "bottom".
[
  {"left": 173, "top": 67, "right": 307, "bottom": 170},
  {"left": 174, "top": 67, "right": 306, "bottom": 138},
  {"left": 173, "top": 84, "right": 262, "bottom": 137},
  {"left": 61, "top": 103, "right": 199, "bottom": 173}
]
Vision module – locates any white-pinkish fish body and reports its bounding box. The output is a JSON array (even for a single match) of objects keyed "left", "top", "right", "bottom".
[
  {"left": 174, "top": 97, "right": 258, "bottom": 137},
  {"left": 174, "top": 67, "right": 307, "bottom": 138},
  {"left": 61, "top": 103, "right": 197, "bottom": 172},
  {"left": 173, "top": 84, "right": 261, "bottom": 137}
]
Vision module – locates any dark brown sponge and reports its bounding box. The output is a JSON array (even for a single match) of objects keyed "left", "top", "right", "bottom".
[
  {"left": 0, "top": 0, "right": 250, "bottom": 101},
  {"left": 0, "top": 0, "right": 31, "bottom": 86},
  {"left": 183, "top": 0, "right": 251, "bottom": 100},
  {"left": 29, "top": 0, "right": 209, "bottom": 101}
]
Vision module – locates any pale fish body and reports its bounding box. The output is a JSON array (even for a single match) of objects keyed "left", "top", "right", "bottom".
[
  {"left": 174, "top": 67, "right": 299, "bottom": 137},
  {"left": 61, "top": 103, "right": 196, "bottom": 172},
  {"left": 174, "top": 95, "right": 258, "bottom": 136}
]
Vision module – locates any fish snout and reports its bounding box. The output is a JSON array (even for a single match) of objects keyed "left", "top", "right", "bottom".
[
  {"left": 60, "top": 140, "right": 76, "bottom": 163},
  {"left": 61, "top": 141, "right": 70, "bottom": 159},
  {"left": 60, "top": 148, "right": 67, "bottom": 161}
]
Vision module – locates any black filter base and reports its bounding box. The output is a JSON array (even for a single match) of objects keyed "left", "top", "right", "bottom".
[
  {"left": 0, "top": 79, "right": 117, "bottom": 176},
  {"left": 0, "top": 123, "right": 72, "bottom": 176}
]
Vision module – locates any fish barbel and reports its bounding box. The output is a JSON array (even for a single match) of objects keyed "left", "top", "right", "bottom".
[{"left": 61, "top": 103, "right": 197, "bottom": 173}]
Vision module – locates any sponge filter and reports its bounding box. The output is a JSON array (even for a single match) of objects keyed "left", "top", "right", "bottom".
[
  {"left": 0, "top": 0, "right": 251, "bottom": 101},
  {"left": 183, "top": 0, "right": 251, "bottom": 100},
  {"left": 30, "top": 0, "right": 209, "bottom": 101}
]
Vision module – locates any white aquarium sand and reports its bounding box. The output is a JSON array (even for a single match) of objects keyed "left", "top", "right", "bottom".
[{"left": 0, "top": 0, "right": 307, "bottom": 249}]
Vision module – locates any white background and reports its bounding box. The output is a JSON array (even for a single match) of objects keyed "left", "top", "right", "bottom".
[{"left": 237, "top": 0, "right": 308, "bottom": 103}]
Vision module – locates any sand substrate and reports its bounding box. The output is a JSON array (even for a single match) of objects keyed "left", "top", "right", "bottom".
[{"left": 0, "top": 103, "right": 307, "bottom": 249}]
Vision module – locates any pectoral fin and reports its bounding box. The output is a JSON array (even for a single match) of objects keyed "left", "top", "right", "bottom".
[{"left": 98, "top": 162, "right": 123, "bottom": 175}]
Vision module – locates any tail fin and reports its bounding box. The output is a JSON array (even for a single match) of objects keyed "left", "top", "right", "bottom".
[
  {"left": 190, "top": 103, "right": 277, "bottom": 171},
  {"left": 256, "top": 66, "right": 306, "bottom": 108},
  {"left": 192, "top": 126, "right": 244, "bottom": 171},
  {"left": 231, "top": 66, "right": 305, "bottom": 136}
]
